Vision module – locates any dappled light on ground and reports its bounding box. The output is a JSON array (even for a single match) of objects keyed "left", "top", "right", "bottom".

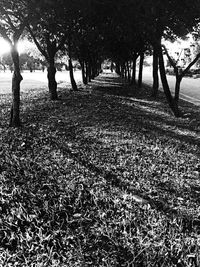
[{"left": 1, "top": 73, "right": 200, "bottom": 265}]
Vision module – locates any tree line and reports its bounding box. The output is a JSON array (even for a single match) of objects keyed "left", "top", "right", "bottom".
[{"left": 1, "top": 0, "right": 200, "bottom": 126}]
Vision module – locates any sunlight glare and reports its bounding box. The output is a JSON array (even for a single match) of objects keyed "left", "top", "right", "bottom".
[
  {"left": 17, "top": 40, "right": 29, "bottom": 54},
  {"left": 0, "top": 38, "right": 11, "bottom": 55},
  {"left": 0, "top": 38, "right": 32, "bottom": 55}
]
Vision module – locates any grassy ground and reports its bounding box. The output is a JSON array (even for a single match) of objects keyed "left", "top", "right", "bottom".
[{"left": 1, "top": 73, "right": 200, "bottom": 266}]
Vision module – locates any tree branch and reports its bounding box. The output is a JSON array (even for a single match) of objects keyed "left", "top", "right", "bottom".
[
  {"left": 0, "top": 24, "right": 12, "bottom": 44},
  {"left": 182, "top": 52, "right": 200, "bottom": 77},
  {"left": 57, "top": 33, "right": 68, "bottom": 52},
  {"left": 4, "top": 12, "right": 16, "bottom": 32},
  {"left": 162, "top": 44, "right": 178, "bottom": 70},
  {"left": 26, "top": 24, "right": 48, "bottom": 59},
  {"left": 13, "top": 23, "right": 26, "bottom": 42},
  {"left": 162, "top": 45, "right": 200, "bottom": 79}
]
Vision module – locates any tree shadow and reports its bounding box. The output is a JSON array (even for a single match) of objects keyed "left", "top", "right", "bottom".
[
  {"left": 90, "top": 74, "right": 200, "bottom": 142},
  {"left": 12, "top": 72, "right": 200, "bottom": 235}
]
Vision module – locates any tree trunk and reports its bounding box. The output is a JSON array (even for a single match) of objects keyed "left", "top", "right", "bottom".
[
  {"left": 174, "top": 75, "right": 182, "bottom": 105},
  {"left": 152, "top": 47, "right": 159, "bottom": 97},
  {"left": 89, "top": 63, "right": 92, "bottom": 81},
  {"left": 158, "top": 44, "right": 180, "bottom": 117},
  {"left": 69, "top": 58, "right": 78, "bottom": 91},
  {"left": 86, "top": 62, "right": 92, "bottom": 82},
  {"left": 10, "top": 44, "right": 23, "bottom": 127},
  {"left": 86, "top": 62, "right": 89, "bottom": 82},
  {"left": 138, "top": 52, "right": 144, "bottom": 88},
  {"left": 121, "top": 63, "right": 125, "bottom": 78},
  {"left": 80, "top": 60, "right": 87, "bottom": 84},
  {"left": 115, "top": 62, "right": 121, "bottom": 75},
  {"left": 47, "top": 58, "right": 58, "bottom": 100},
  {"left": 131, "top": 57, "right": 137, "bottom": 85},
  {"left": 126, "top": 61, "right": 131, "bottom": 82},
  {"left": 91, "top": 61, "right": 96, "bottom": 79},
  {"left": 124, "top": 62, "right": 127, "bottom": 79},
  {"left": 111, "top": 62, "right": 114, "bottom": 72}
]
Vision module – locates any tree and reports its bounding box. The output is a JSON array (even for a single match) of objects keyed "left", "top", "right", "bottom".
[
  {"left": 151, "top": 46, "right": 159, "bottom": 97},
  {"left": 71, "top": 0, "right": 105, "bottom": 84},
  {"left": 19, "top": 42, "right": 46, "bottom": 71},
  {"left": 1, "top": 52, "right": 13, "bottom": 72},
  {"left": 22, "top": 0, "right": 69, "bottom": 100},
  {"left": 144, "top": 0, "right": 200, "bottom": 116},
  {"left": 0, "top": 0, "right": 27, "bottom": 126},
  {"left": 163, "top": 42, "right": 200, "bottom": 105},
  {"left": 99, "top": 0, "right": 148, "bottom": 86},
  {"left": 68, "top": 40, "right": 78, "bottom": 91}
]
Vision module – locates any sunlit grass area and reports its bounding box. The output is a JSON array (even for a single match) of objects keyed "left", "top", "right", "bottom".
[{"left": 0, "top": 70, "right": 82, "bottom": 95}]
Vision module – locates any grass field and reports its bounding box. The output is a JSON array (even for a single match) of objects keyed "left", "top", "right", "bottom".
[
  {"left": 0, "top": 70, "right": 82, "bottom": 94},
  {"left": 0, "top": 73, "right": 200, "bottom": 266}
]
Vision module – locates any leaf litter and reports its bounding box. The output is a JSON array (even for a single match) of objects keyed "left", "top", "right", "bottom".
[{"left": 0, "top": 73, "right": 200, "bottom": 266}]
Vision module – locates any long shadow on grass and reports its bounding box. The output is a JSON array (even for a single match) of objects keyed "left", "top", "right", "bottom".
[
  {"left": 20, "top": 73, "right": 200, "bottom": 232},
  {"left": 21, "top": 74, "right": 200, "bottom": 164},
  {"left": 2, "top": 74, "right": 200, "bottom": 265},
  {"left": 49, "top": 128, "right": 200, "bottom": 236},
  {"left": 91, "top": 74, "right": 200, "bottom": 145}
]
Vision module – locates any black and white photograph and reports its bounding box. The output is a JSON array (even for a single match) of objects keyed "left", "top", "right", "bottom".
[{"left": 0, "top": 0, "right": 200, "bottom": 266}]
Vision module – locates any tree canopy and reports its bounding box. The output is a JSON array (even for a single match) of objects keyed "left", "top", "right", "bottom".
[{"left": 1, "top": 0, "right": 200, "bottom": 125}]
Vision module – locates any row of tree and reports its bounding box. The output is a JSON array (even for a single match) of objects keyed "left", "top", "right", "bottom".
[
  {"left": 0, "top": 0, "right": 103, "bottom": 126},
  {"left": 1, "top": 0, "right": 200, "bottom": 126},
  {"left": 1, "top": 50, "right": 81, "bottom": 72},
  {"left": 1, "top": 50, "right": 46, "bottom": 72},
  {"left": 103, "top": 0, "right": 200, "bottom": 117}
]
